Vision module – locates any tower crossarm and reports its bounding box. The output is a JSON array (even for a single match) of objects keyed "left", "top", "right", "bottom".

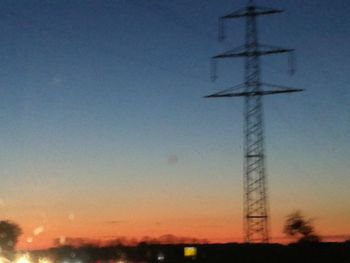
[
  {"left": 204, "top": 88, "right": 302, "bottom": 98},
  {"left": 204, "top": 82, "right": 303, "bottom": 98},
  {"left": 221, "top": 6, "right": 283, "bottom": 20},
  {"left": 213, "top": 45, "right": 294, "bottom": 59}
]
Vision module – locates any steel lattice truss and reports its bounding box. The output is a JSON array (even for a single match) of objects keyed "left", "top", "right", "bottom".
[{"left": 205, "top": 2, "right": 302, "bottom": 243}]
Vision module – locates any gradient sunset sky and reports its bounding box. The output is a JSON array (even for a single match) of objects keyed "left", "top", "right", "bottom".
[{"left": 0, "top": 0, "right": 349, "bottom": 249}]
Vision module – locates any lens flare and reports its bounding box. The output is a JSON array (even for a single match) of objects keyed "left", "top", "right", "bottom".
[{"left": 15, "top": 254, "right": 31, "bottom": 263}]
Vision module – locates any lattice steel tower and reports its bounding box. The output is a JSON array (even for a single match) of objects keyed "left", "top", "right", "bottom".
[{"left": 205, "top": 0, "right": 302, "bottom": 243}]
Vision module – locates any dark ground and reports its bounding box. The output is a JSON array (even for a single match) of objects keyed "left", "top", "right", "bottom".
[{"left": 30, "top": 241, "right": 350, "bottom": 263}]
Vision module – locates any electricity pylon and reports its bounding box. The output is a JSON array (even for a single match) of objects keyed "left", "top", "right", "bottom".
[{"left": 205, "top": 1, "right": 303, "bottom": 243}]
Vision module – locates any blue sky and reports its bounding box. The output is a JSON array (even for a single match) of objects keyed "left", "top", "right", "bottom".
[{"left": 0, "top": 0, "right": 349, "bottom": 247}]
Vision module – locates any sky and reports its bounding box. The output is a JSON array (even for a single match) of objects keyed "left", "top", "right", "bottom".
[{"left": 0, "top": 0, "right": 349, "bottom": 249}]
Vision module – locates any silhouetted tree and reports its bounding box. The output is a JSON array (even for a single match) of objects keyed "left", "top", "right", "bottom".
[
  {"left": 283, "top": 211, "right": 320, "bottom": 243},
  {"left": 0, "top": 220, "right": 22, "bottom": 255}
]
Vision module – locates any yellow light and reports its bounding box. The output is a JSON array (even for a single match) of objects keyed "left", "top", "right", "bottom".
[
  {"left": 184, "top": 246, "right": 197, "bottom": 257},
  {"left": 38, "top": 257, "right": 52, "bottom": 263},
  {"left": 15, "top": 255, "right": 31, "bottom": 263}
]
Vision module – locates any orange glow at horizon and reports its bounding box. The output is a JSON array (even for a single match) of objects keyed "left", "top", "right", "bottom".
[
  {"left": 15, "top": 215, "right": 350, "bottom": 250},
  {"left": 16, "top": 216, "right": 243, "bottom": 250}
]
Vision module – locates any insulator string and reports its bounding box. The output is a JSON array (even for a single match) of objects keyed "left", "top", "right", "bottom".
[
  {"left": 288, "top": 51, "right": 296, "bottom": 76},
  {"left": 210, "top": 58, "right": 218, "bottom": 82},
  {"left": 218, "top": 17, "right": 225, "bottom": 41}
]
